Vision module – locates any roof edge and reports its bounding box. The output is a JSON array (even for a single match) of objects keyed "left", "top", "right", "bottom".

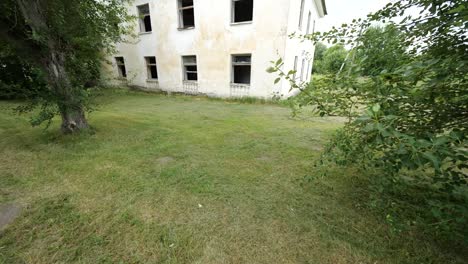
[
  {"left": 321, "top": 0, "right": 328, "bottom": 15},
  {"left": 314, "top": 0, "right": 328, "bottom": 17}
]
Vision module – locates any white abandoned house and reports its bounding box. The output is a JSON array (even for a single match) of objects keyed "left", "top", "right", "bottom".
[{"left": 103, "top": 0, "right": 327, "bottom": 98}]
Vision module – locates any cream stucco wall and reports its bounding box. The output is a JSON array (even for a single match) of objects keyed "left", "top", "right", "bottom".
[
  {"left": 281, "top": 0, "right": 322, "bottom": 97},
  {"left": 102, "top": 0, "right": 325, "bottom": 98}
]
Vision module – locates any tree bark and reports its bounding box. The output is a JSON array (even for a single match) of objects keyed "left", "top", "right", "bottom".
[
  {"left": 47, "top": 49, "right": 89, "bottom": 133},
  {"left": 59, "top": 105, "right": 89, "bottom": 133},
  {"left": 16, "top": 0, "right": 89, "bottom": 133}
]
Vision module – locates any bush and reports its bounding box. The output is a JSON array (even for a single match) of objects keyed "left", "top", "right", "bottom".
[
  {"left": 313, "top": 44, "right": 348, "bottom": 74},
  {"left": 0, "top": 51, "right": 48, "bottom": 100},
  {"left": 270, "top": 0, "right": 468, "bottom": 245}
]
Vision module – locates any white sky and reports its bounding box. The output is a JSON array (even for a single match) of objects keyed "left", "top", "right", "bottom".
[{"left": 316, "top": 0, "right": 391, "bottom": 32}]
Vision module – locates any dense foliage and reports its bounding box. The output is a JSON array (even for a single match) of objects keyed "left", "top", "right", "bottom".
[
  {"left": 356, "top": 25, "right": 411, "bottom": 76},
  {"left": 0, "top": 0, "right": 134, "bottom": 132},
  {"left": 311, "top": 44, "right": 347, "bottom": 74},
  {"left": 270, "top": 0, "right": 468, "bottom": 245},
  {"left": 0, "top": 44, "right": 47, "bottom": 100},
  {"left": 313, "top": 42, "right": 327, "bottom": 62}
]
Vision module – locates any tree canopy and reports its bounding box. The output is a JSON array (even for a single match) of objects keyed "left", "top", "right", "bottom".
[
  {"left": 312, "top": 44, "right": 347, "bottom": 74},
  {"left": 355, "top": 24, "right": 411, "bottom": 76},
  {"left": 0, "top": 0, "right": 133, "bottom": 132}
]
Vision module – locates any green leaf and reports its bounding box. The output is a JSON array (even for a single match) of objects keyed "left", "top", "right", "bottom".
[
  {"left": 287, "top": 70, "right": 297, "bottom": 75},
  {"left": 275, "top": 58, "right": 283, "bottom": 66},
  {"left": 355, "top": 115, "right": 371, "bottom": 123},
  {"left": 372, "top": 104, "right": 381, "bottom": 113},
  {"left": 431, "top": 207, "right": 442, "bottom": 219},
  {"left": 422, "top": 152, "right": 440, "bottom": 170},
  {"left": 362, "top": 123, "right": 375, "bottom": 132},
  {"left": 274, "top": 77, "right": 281, "bottom": 84},
  {"left": 433, "top": 136, "right": 449, "bottom": 146},
  {"left": 380, "top": 128, "right": 392, "bottom": 137}
]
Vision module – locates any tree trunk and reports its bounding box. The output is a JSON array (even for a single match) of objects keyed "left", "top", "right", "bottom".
[
  {"left": 59, "top": 105, "right": 89, "bottom": 134},
  {"left": 16, "top": 0, "right": 89, "bottom": 134},
  {"left": 46, "top": 50, "right": 89, "bottom": 134}
]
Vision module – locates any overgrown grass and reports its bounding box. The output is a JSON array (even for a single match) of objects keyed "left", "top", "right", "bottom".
[{"left": 0, "top": 89, "right": 465, "bottom": 263}]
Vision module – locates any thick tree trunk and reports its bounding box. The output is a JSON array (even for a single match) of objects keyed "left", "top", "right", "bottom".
[
  {"left": 59, "top": 105, "right": 89, "bottom": 134},
  {"left": 16, "top": 0, "right": 89, "bottom": 133},
  {"left": 46, "top": 50, "right": 89, "bottom": 134}
]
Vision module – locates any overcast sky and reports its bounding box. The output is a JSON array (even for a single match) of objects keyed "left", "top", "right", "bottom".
[{"left": 316, "top": 0, "right": 390, "bottom": 32}]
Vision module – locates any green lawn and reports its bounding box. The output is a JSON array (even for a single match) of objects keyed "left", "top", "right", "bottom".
[{"left": 0, "top": 90, "right": 464, "bottom": 263}]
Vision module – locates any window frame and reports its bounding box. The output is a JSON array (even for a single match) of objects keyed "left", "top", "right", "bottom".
[
  {"left": 306, "top": 11, "right": 312, "bottom": 34},
  {"left": 298, "top": 0, "right": 305, "bottom": 30},
  {"left": 137, "top": 3, "right": 152, "bottom": 33},
  {"left": 293, "top": 56, "right": 298, "bottom": 80},
  {"left": 145, "top": 56, "right": 158, "bottom": 80},
  {"left": 312, "top": 19, "right": 316, "bottom": 35},
  {"left": 231, "top": 54, "right": 252, "bottom": 85},
  {"left": 178, "top": 0, "right": 195, "bottom": 30},
  {"left": 300, "top": 58, "right": 306, "bottom": 81},
  {"left": 115, "top": 56, "right": 127, "bottom": 78},
  {"left": 182, "top": 55, "right": 198, "bottom": 81},
  {"left": 231, "top": 0, "right": 254, "bottom": 24}
]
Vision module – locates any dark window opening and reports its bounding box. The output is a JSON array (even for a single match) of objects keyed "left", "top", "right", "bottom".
[
  {"left": 182, "top": 56, "right": 198, "bottom": 81},
  {"left": 119, "top": 66, "right": 127, "bottom": 78},
  {"left": 143, "top": 16, "right": 152, "bottom": 32},
  {"left": 178, "top": 0, "right": 195, "bottom": 28},
  {"left": 186, "top": 72, "right": 198, "bottom": 80},
  {"left": 185, "top": 65, "right": 197, "bottom": 72},
  {"left": 182, "top": 9, "right": 195, "bottom": 27},
  {"left": 234, "top": 66, "right": 251, "bottom": 84},
  {"left": 234, "top": 55, "right": 251, "bottom": 63},
  {"left": 138, "top": 4, "right": 152, "bottom": 32},
  {"left": 181, "top": 0, "right": 193, "bottom": 7},
  {"left": 150, "top": 66, "right": 158, "bottom": 79},
  {"left": 233, "top": 0, "right": 253, "bottom": 23},
  {"left": 115, "top": 57, "right": 127, "bottom": 78},
  {"left": 232, "top": 54, "right": 251, "bottom": 84},
  {"left": 145, "top": 56, "right": 158, "bottom": 79}
]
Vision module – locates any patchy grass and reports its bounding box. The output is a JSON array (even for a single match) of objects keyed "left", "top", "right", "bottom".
[{"left": 0, "top": 89, "right": 465, "bottom": 263}]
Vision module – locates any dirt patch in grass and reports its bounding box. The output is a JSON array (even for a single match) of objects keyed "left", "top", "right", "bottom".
[
  {"left": 156, "top": 156, "right": 175, "bottom": 165},
  {"left": 0, "top": 203, "right": 21, "bottom": 231}
]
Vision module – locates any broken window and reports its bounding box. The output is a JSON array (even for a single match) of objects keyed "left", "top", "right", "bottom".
[
  {"left": 298, "top": 0, "right": 305, "bottom": 29},
  {"left": 232, "top": 0, "right": 253, "bottom": 23},
  {"left": 306, "top": 11, "right": 312, "bottom": 34},
  {"left": 137, "top": 4, "right": 152, "bottom": 33},
  {"left": 232, "top": 54, "right": 251, "bottom": 84},
  {"left": 182, "top": 56, "right": 197, "bottom": 81},
  {"left": 145, "top": 56, "right": 158, "bottom": 80},
  {"left": 115, "top": 57, "right": 127, "bottom": 78},
  {"left": 178, "top": 0, "right": 195, "bottom": 29},
  {"left": 293, "top": 56, "right": 298, "bottom": 80}
]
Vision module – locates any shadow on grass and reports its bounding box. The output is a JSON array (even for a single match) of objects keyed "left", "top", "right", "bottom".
[{"left": 297, "top": 165, "right": 468, "bottom": 263}]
